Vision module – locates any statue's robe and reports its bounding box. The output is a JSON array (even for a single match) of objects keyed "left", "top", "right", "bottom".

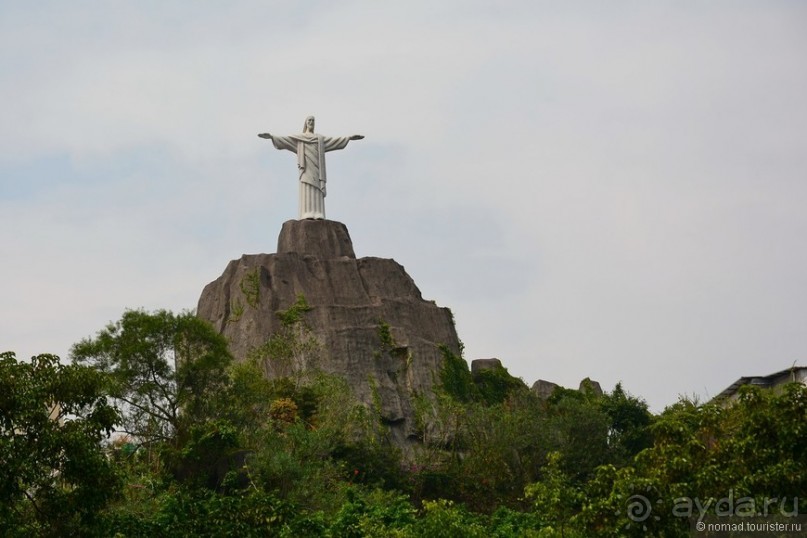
[{"left": 270, "top": 133, "right": 352, "bottom": 220}]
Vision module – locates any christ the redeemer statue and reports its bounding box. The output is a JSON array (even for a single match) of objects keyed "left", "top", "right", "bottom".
[{"left": 259, "top": 116, "right": 363, "bottom": 220}]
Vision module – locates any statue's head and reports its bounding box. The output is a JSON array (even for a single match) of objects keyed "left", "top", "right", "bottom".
[{"left": 303, "top": 116, "right": 315, "bottom": 133}]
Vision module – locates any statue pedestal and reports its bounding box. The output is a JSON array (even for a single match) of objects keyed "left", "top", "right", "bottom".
[{"left": 277, "top": 219, "right": 356, "bottom": 259}]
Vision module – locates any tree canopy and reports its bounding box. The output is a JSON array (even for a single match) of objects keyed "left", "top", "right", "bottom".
[
  {"left": 3, "top": 307, "right": 805, "bottom": 536},
  {"left": 0, "top": 352, "right": 120, "bottom": 537},
  {"left": 70, "top": 309, "right": 232, "bottom": 448}
]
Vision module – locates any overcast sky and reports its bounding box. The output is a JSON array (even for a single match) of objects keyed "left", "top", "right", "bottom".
[{"left": 2, "top": 1, "right": 806, "bottom": 411}]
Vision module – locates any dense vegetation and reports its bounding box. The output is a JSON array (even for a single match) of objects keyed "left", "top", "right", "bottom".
[{"left": 1, "top": 308, "right": 805, "bottom": 536}]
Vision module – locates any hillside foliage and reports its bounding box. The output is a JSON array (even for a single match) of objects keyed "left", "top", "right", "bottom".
[{"left": 1, "top": 310, "right": 805, "bottom": 536}]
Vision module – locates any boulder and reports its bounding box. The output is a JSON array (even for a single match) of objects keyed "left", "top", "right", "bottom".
[
  {"left": 471, "top": 358, "right": 503, "bottom": 376},
  {"left": 531, "top": 379, "right": 560, "bottom": 400},
  {"left": 579, "top": 377, "right": 603, "bottom": 397}
]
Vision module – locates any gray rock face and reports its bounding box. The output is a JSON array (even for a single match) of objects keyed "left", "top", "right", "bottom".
[
  {"left": 471, "top": 358, "right": 502, "bottom": 376},
  {"left": 530, "top": 377, "right": 605, "bottom": 400},
  {"left": 579, "top": 377, "right": 603, "bottom": 397},
  {"left": 531, "top": 379, "right": 560, "bottom": 400},
  {"left": 196, "top": 219, "right": 462, "bottom": 447}
]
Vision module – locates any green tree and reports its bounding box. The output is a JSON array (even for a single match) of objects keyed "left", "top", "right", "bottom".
[
  {"left": 410, "top": 499, "right": 488, "bottom": 538},
  {"left": 525, "top": 451, "right": 585, "bottom": 537},
  {"left": 639, "top": 384, "right": 807, "bottom": 511},
  {"left": 575, "top": 384, "right": 807, "bottom": 537},
  {"left": 70, "top": 309, "right": 232, "bottom": 449},
  {"left": 0, "top": 352, "right": 120, "bottom": 537},
  {"left": 544, "top": 390, "right": 611, "bottom": 483},
  {"left": 441, "top": 396, "right": 546, "bottom": 511},
  {"left": 599, "top": 383, "right": 653, "bottom": 463}
]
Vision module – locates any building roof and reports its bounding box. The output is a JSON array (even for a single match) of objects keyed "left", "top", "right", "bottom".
[{"left": 714, "top": 365, "right": 807, "bottom": 401}]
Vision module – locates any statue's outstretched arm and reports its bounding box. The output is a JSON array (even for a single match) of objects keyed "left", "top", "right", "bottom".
[{"left": 258, "top": 133, "right": 272, "bottom": 139}]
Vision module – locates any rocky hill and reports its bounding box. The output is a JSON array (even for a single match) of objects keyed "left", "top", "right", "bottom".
[{"left": 196, "top": 219, "right": 462, "bottom": 447}]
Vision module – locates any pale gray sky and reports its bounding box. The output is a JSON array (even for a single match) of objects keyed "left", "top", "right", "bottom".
[{"left": 2, "top": 1, "right": 806, "bottom": 410}]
